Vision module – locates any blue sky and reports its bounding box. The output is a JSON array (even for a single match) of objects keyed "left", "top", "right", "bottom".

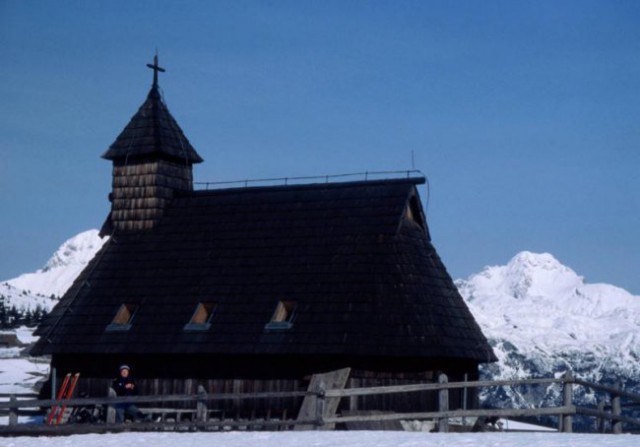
[{"left": 1, "top": 1, "right": 639, "bottom": 293}]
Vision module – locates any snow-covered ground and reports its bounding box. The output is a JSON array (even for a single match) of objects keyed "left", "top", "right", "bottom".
[
  {"left": 0, "top": 357, "right": 48, "bottom": 394},
  {"left": 0, "top": 327, "right": 48, "bottom": 394},
  {"left": 2, "top": 431, "right": 638, "bottom": 447}
]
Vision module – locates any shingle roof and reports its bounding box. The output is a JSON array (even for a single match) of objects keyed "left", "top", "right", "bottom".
[
  {"left": 33, "top": 178, "right": 495, "bottom": 363},
  {"left": 101, "top": 85, "right": 203, "bottom": 164}
]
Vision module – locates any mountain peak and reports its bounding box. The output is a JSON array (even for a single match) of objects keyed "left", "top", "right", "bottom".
[
  {"left": 457, "top": 251, "right": 583, "bottom": 303},
  {"left": 42, "top": 229, "right": 104, "bottom": 272},
  {"left": 5, "top": 230, "right": 107, "bottom": 298},
  {"left": 507, "top": 251, "right": 563, "bottom": 270},
  {"left": 503, "top": 251, "right": 583, "bottom": 299},
  {"left": 457, "top": 251, "right": 640, "bottom": 386}
]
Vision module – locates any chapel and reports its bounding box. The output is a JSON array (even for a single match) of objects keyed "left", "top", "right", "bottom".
[{"left": 33, "top": 57, "right": 496, "bottom": 417}]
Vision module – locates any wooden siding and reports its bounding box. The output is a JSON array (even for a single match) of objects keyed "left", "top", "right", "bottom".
[
  {"left": 109, "top": 159, "right": 193, "bottom": 232},
  {"left": 45, "top": 355, "right": 480, "bottom": 416},
  {"left": 63, "top": 377, "right": 477, "bottom": 416}
]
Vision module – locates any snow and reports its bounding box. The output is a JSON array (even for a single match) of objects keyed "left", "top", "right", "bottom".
[
  {"left": 457, "top": 251, "right": 640, "bottom": 384},
  {"left": 0, "top": 282, "right": 55, "bottom": 313},
  {"left": 0, "top": 328, "right": 49, "bottom": 395},
  {"left": 1, "top": 431, "right": 638, "bottom": 447},
  {"left": 500, "top": 419, "right": 556, "bottom": 432},
  {"left": 6, "top": 230, "right": 107, "bottom": 299},
  {"left": 0, "top": 357, "right": 47, "bottom": 391},
  {"left": 13, "top": 326, "right": 39, "bottom": 345}
]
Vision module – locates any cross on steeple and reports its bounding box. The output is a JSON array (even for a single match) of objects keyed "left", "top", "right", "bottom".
[{"left": 146, "top": 54, "right": 166, "bottom": 88}]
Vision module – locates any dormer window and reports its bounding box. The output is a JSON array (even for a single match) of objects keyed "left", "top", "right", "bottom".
[
  {"left": 405, "top": 196, "right": 425, "bottom": 230},
  {"left": 265, "top": 301, "right": 296, "bottom": 330},
  {"left": 184, "top": 303, "right": 216, "bottom": 331},
  {"left": 106, "top": 304, "right": 138, "bottom": 331}
]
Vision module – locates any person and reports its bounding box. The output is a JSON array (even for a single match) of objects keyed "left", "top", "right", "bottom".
[{"left": 112, "top": 364, "right": 147, "bottom": 422}]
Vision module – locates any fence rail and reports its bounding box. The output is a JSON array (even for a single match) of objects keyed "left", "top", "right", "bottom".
[
  {"left": 2, "top": 372, "right": 640, "bottom": 435},
  {"left": 194, "top": 170, "right": 425, "bottom": 190}
]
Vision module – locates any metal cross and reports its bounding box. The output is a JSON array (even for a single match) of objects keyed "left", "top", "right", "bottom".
[{"left": 146, "top": 54, "right": 166, "bottom": 87}]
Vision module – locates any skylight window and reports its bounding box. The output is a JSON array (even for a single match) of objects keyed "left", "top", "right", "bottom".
[
  {"left": 265, "top": 300, "right": 297, "bottom": 330},
  {"left": 106, "top": 304, "right": 138, "bottom": 331},
  {"left": 184, "top": 303, "right": 216, "bottom": 331}
]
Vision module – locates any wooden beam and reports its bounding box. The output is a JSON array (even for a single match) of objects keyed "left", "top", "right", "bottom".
[
  {"left": 106, "top": 387, "right": 116, "bottom": 424},
  {"left": 295, "top": 367, "right": 351, "bottom": 431},
  {"left": 562, "top": 371, "right": 573, "bottom": 433},
  {"left": 437, "top": 373, "right": 448, "bottom": 433}
]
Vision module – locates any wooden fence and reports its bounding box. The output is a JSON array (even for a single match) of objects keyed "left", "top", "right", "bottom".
[{"left": 1, "top": 372, "right": 640, "bottom": 435}]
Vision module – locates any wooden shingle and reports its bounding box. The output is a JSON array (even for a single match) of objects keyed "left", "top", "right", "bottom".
[
  {"left": 33, "top": 178, "right": 496, "bottom": 364},
  {"left": 101, "top": 85, "right": 202, "bottom": 164}
]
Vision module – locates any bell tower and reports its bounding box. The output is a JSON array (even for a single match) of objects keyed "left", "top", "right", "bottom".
[{"left": 101, "top": 56, "right": 203, "bottom": 234}]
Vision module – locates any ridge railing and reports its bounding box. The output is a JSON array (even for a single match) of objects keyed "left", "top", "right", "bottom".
[
  {"left": 194, "top": 170, "right": 425, "bottom": 190},
  {"left": 1, "top": 372, "right": 639, "bottom": 435}
]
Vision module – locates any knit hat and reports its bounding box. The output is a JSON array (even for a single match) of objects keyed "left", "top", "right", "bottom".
[{"left": 119, "top": 364, "right": 130, "bottom": 371}]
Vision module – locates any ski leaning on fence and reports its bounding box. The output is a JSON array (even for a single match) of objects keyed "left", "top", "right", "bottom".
[{"left": 46, "top": 373, "right": 80, "bottom": 425}]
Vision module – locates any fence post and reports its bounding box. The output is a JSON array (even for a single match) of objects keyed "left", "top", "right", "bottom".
[
  {"left": 197, "top": 385, "right": 208, "bottom": 424},
  {"left": 596, "top": 400, "right": 606, "bottom": 433},
  {"left": 106, "top": 387, "right": 117, "bottom": 424},
  {"left": 315, "top": 381, "right": 326, "bottom": 430},
  {"left": 462, "top": 373, "right": 468, "bottom": 428},
  {"left": 561, "top": 371, "right": 573, "bottom": 433},
  {"left": 9, "top": 394, "right": 18, "bottom": 426},
  {"left": 612, "top": 380, "right": 622, "bottom": 434},
  {"left": 51, "top": 367, "right": 57, "bottom": 401},
  {"left": 438, "top": 373, "right": 449, "bottom": 433}
]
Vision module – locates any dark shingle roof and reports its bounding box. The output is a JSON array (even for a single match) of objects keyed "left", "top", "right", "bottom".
[
  {"left": 101, "top": 85, "right": 203, "bottom": 164},
  {"left": 33, "top": 178, "right": 495, "bottom": 363}
]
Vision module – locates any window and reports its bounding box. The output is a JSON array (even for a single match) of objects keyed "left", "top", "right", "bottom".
[
  {"left": 265, "top": 300, "right": 296, "bottom": 330},
  {"left": 106, "top": 304, "right": 138, "bottom": 331},
  {"left": 184, "top": 302, "right": 216, "bottom": 331}
]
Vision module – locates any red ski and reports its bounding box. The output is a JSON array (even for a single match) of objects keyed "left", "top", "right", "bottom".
[
  {"left": 47, "top": 372, "right": 81, "bottom": 425},
  {"left": 55, "top": 372, "right": 80, "bottom": 424},
  {"left": 46, "top": 373, "right": 71, "bottom": 425}
]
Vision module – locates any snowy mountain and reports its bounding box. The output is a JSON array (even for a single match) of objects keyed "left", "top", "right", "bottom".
[
  {"left": 1, "top": 230, "right": 107, "bottom": 316},
  {"left": 456, "top": 251, "right": 640, "bottom": 411}
]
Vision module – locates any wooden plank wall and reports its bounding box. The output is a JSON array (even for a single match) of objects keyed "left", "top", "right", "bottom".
[
  {"left": 74, "top": 374, "right": 474, "bottom": 418},
  {"left": 110, "top": 160, "right": 193, "bottom": 232},
  {"left": 78, "top": 377, "right": 307, "bottom": 418}
]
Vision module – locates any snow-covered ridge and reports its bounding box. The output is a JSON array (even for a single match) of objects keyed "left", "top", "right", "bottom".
[
  {"left": 460, "top": 251, "right": 639, "bottom": 320},
  {"left": 457, "top": 251, "right": 640, "bottom": 350},
  {"left": 1, "top": 230, "right": 107, "bottom": 315},
  {"left": 6, "top": 229, "right": 107, "bottom": 299},
  {"left": 0, "top": 282, "right": 54, "bottom": 313}
]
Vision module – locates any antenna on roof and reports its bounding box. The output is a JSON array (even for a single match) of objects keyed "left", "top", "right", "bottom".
[
  {"left": 411, "top": 150, "right": 415, "bottom": 171},
  {"left": 146, "top": 51, "right": 166, "bottom": 88}
]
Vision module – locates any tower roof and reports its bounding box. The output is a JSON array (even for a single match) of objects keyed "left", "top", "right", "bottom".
[{"left": 102, "top": 56, "right": 203, "bottom": 164}]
